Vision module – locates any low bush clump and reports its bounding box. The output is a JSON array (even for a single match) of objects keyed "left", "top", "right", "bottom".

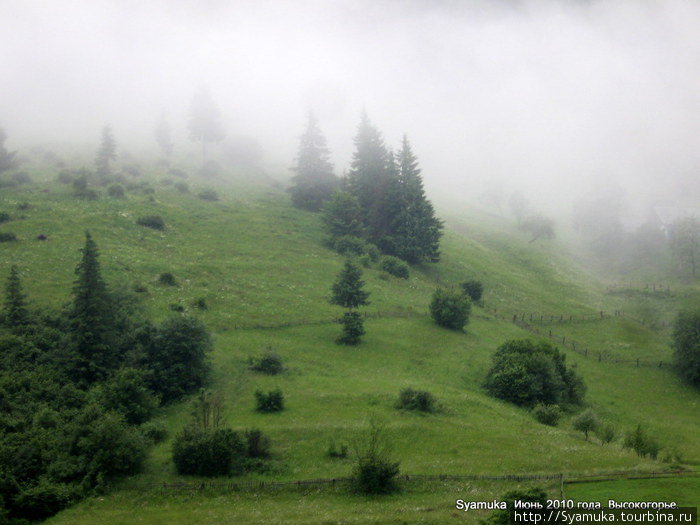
[
  {"left": 141, "top": 420, "right": 168, "bottom": 444},
  {"left": 158, "top": 272, "right": 177, "bottom": 286},
  {"left": 623, "top": 424, "right": 661, "bottom": 459},
  {"left": 136, "top": 215, "right": 165, "bottom": 230},
  {"left": 532, "top": 403, "right": 562, "bottom": 426},
  {"left": 169, "top": 303, "right": 185, "bottom": 312},
  {"left": 379, "top": 256, "right": 410, "bottom": 279},
  {"left": 595, "top": 422, "right": 616, "bottom": 445},
  {"left": 351, "top": 419, "right": 400, "bottom": 495},
  {"left": 172, "top": 426, "right": 246, "bottom": 476},
  {"left": 174, "top": 181, "right": 190, "bottom": 193},
  {"left": 193, "top": 297, "right": 208, "bottom": 310},
  {"left": 0, "top": 232, "right": 17, "bottom": 242},
  {"left": 332, "top": 235, "right": 367, "bottom": 256},
  {"left": 107, "top": 183, "right": 125, "bottom": 198},
  {"left": 12, "top": 172, "right": 32, "bottom": 185},
  {"left": 0, "top": 212, "right": 10, "bottom": 223},
  {"left": 327, "top": 439, "right": 348, "bottom": 458},
  {"left": 198, "top": 189, "right": 219, "bottom": 201},
  {"left": 244, "top": 428, "right": 271, "bottom": 459},
  {"left": 396, "top": 387, "right": 436, "bottom": 413},
  {"left": 429, "top": 287, "right": 471, "bottom": 330},
  {"left": 461, "top": 280, "right": 484, "bottom": 302},
  {"left": 248, "top": 352, "right": 284, "bottom": 375},
  {"left": 254, "top": 388, "right": 284, "bottom": 413}
]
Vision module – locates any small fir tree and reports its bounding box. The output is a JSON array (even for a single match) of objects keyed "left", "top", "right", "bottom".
[
  {"left": 3, "top": 265, "right": 29, "bottom": 330},
  {"left": 330, "top": 261, "right": 370, "bottom": 345},
  {"left": 289, "top": 111, "right": 339, "bottom": 211},
  {"left": 95, "top": 125, "right": 117, "bottom": 178}
]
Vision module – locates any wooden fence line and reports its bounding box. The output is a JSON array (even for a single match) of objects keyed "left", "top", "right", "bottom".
[{"left": 230, "top": 310, "right": 422, "bottom": 331}]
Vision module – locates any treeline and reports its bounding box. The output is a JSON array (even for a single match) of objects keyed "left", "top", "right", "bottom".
[
  {"left": 0, "top": 234, "right": 211, "bottom": 521},
  {"left": 289, "top": 112, "right": 443, "bottom": 265}
]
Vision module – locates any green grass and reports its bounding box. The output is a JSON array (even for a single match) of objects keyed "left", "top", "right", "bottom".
[
  {"left": 567, "top": 476, "right": 700, "bottom": 506},
  {"left": 2, "top": 159, "right": 699, "bottom": 523}
]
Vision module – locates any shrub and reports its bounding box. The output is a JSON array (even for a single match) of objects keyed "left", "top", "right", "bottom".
[
  {"left": 332, "top": 235, "right": 367, "bottom": 256},
  {"left": 12, "top": 172, "right": 32, "bottom": 185},
  {"left": 365, "top": 243, "right": 380, "bottom": 262},
  {"left": 351, "top": 419, "right": 400, "bottom": 495},
  {"left": 244, "top": 429, "right": 271, "bottom": 458},
  {"left": 174, "top": 181, "right": 189, "bottom": 193},
  {"left": 379, "top": 255, "right": 409, "bottom": 279},
  {"left": 623, "top": 424, "right": 661, "bottom": 459},
  {"left": 572, "top": 409, "right": 599, "bottom": 440},
  {"left": 484, "top": 339, "right": 586, "bottom": 408},
  {"left": 327, "top": 439, "right": 348, "bottom": 459},
  {"left": 672, "top": 310, "right": 700, "bottom": 386},
  {"left": 248, "top": 352, "right": 284, "bottom": 375},
  {"left": 11, "top": 482, "right": 75, "bottom": 521},
  {"left": 16, "top": 201, "right": 30, "bottom": 210},
  {"left": 198, "top": 189, "right": 219, "bottom": 201},
  {"left": 0, "top": 212, "right": 9, "bottom": 223},
  {"left": 193, "top": 297, "right": 208, "bottom": 310},
  {"left": 532, "top": 403, "right": 562, "bottom": 426},
  {"left": 0, "top": 232, "right": 17, "bottom": 242},
  {"left": 56, "top": 170, "right": 74, "bottom": 184},
  {"left": 429, "top": 287, "right": 471, "bottom": 330},
  {"left": 396, "top": 387, "right": 436, "bottom": 413},
  {"left": 158, "top": 272, "right": 177, "bottom": 286},
  {"left": 169, "top": 303, "right": 185, "bottom": 312},
  {"left": 169, "top": 168, "right": 188, "bottom": 178},
  {"left": 359, "top": 254, "right": 372, "bottom": 268},
  {"left": 107, "top": 183, "right": 125, "bottom": 198},
  {"left": 133, "top": 283, "right": 148, "bottom": 293},
  {"left": 136, "top": 215, "right": 165, "bottom": 231},
  {"left": 460, "top": 280, "right": 483, "bottom": 302},
  {"left": 254, "top": 388, "right": 284, "bottom": 413},
  {"left": 172, "top": 426, "right": 246, "bottom": 476},
  {"left": 90, "top": 368, "right": 159, "bottom": 425},
  {"left": 595, "top": 422, "right": 616, "bottom": 445},
  {"left": 141, "top": 420, "right": 168, "bottom": 444}
]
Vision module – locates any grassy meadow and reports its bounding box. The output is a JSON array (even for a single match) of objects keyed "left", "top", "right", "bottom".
[{"left": 1, "top": 157, "right": 698, "bottom": 523}]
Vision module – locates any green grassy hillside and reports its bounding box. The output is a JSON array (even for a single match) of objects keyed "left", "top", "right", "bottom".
[{"left": 1, "top": 160, "right": 698, "bottom": 524}]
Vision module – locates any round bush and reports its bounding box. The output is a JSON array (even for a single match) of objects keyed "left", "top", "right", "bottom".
[
  {"left": 532, "top": 403, "right": 562, "bottom": 426},
  {"left": 460, "top": 280, "right": 484, "bottom": 302},
  {"left": 254, "top": 388, "right": 284, "bottom": 412},
  {"left": 198, "top": 189, "right": 219, "bottom": 201},
  {"left": 332, "top": 235, "right": 367, "bottom": 256},
  {"left": 429, "top": 288, "right": 470, "bottom": 330},
  {"left": 0, "top": 232, "right": 17, "bottom": 243},
  {"left": 379, "top": 256, "right": 409, "bottom": 279},
  {"left": 0, "top": 212, "right": 10, "bottom": 223},
  {"left": 172, "top": 426, "right": 246, "bottom": 476},
  {"left": 136, "top": 215, "right": 165, "bottom": 231},
  {"left": 158, "top": 272, "right": 177, "bottom": 286},
  {"left": 396, "top": 387, "right": 436, "bottom": 412},
  {"left": 107, "top": 184, "right": 125, "bottom": 198},
  {"left": 174, "top": 182, "right": 190, "bottom": 193},
  {"left": 249, "top": 352, "right": 284, "bottom": 375}
]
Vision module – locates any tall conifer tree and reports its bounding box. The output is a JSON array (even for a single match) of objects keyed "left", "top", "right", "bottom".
[
  {"left": 330, "top": 260, "right": 370, "bottom": 345},
  {"left": 3, "top": 265, "right": 29, "bottom": 330},
  {"left": 289, "top": 111, "right": 339, "bottom": 211},
  {"left": 95, "top": 125, "right": 117, "bottom": 178}
]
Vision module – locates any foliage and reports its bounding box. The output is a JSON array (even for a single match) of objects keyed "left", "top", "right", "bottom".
[
  {"left": 351, "top": 418, "right": 400, "bottom": 495},
  {"left": 327, "top": 439, "right": 348, "bottom": 459},
  {"left": 136, "top": 215, "right": 165, "bottom": 230},
  {"left": 107, "top": 184, "right": 125, "bottom": 198},
  {"left": 572, "top": 409, "right": 599, "bottom": 440},
  {"left": 244, "top": 429, "right": 271, "bottom": 459},
  {"left": 461, "top": 280, "right": 484, "bottom": 303},
  {"left": 248, "top": 351, "right": 284, "bottom": 375},
  {"left": 396, "top": 387, "right": 436, "bottom": 413},
  {"left": 322, "top": 190, "right": 364, "bottom": 239},
  {"left": 532, "top": 403, "right": 562, "bottom": 426},
  {"left": 482, "top": 487, "right": 548, "bottom": 525},
  {"left": 623, "top": 424, "right": 661, "bottom": 459},
  {"left": 3, "top": 265, "right": 29, "bottom": 330},
  {"left": 429, "top": 287, "right": 471, "bottom": 330},
  {"left": 337, "top": 310, "right": 365, "bottom": 345},
  {"left": 672, "top": 309, "right": 700, "bottom": 386},
  {"left": 288, "top": 111, "right": 339, "bottom": 211},
  {"left": 158, "top": 272, "right": 177, "bottom": 286},
  {"left": 140, "top": 420, "right": 168, "bottom": 444},
  {"left": 0, "top": 232, "right": 17, "bottom": 243},
  {"left": 191, "top": 389, "right": 224, "bottom": 429},
  {"left": 332, "top": 235, "right": 367, "bottom": 256},
  {"left": 198, "top": 189, "right": 219, "bottom": 201},
  {"left": 520, "top": 214, "right": 555, "bottom": 243},
  {"left": 144, "top": 315, "right": 212, "bottom": 403},
  {"left": 330, "top": 261, "right": 370, "bottom": 310},
  {"left": 0, "top": 127, "right": 18, "bottom": 174},
  {"left": 172, "top": 426, "right": 245, "bottom": 477},
  {"left": 484, "top": 339, "right": 586, "bottom": 408},
  {"left": 95, "top": 125, "right": 117, "bottom": 178},
  {"left": 595, "top": 422, "right": 616, "bottom": 445},
  {"left": 254, "top": 389, "right": 285, "bottom": 413},
  {"left": 89, "top": 368, "right": 159, "bottom": 425},
  {"left": 670, "top": 217, "right": 700, "bottom": 277},
  {"left": 0, "top": 212, "right": 9, "bottom": 223},
  {"left": 174, "top": 181, "right": 189, "bottom": 193},
  {"left": 188, "top": 87, "right": 225, "bottom": 163},
  {"left": 379, "top": 255, "right": 409, "bottom": 279}
]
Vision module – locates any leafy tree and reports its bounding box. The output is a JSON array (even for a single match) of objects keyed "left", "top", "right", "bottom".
[
  {"left": 188, "top": 86, "right": 225, "bottom": 165},
  {"left": 155, "top": 113, "right": 174, "bottom": 159},
  {"left": 330, "top": 261, "right": 370, "bottom": 345},
  {"left": 145, "top": 315, "right": 212, "bottom": 403},
  {"left": 172, "top": 426, "right": 245, "bottom": 476},
  {"left": 322, "top": 191, "right": 364, "bottom": 239},
  {"left": 532, "top": 403, "right": 562, "bottom": 426},
  {"left": 192, "top": 389, "right": 224, "bottom": 429},
  {"left": 382, "top": 135, "right": 442, "bottom": 263},
  {"left": 595, "top": 422, "right": 616, "bottom": 445},
  {"left": 672, "top": 309, "right": 700, "bottom": 386},
  {"left": 460, "top": 280, "right": 483, "bottom": 303},
  {"left": 484, "top": 339, "right": 585, "bottom": 408},
  {"left": 509, "top": 191, "right": 530, "bottom": 226},
  {"left": 3, "top": 265, "right": 29, "bottom": 330},
  {"left": 520, "top": 214, "right": 555, "bottom": 243},
  {"left": 95, "top": 125, "right": 117, "bottom": 178},
  {"left": 89, "top": 368, "right": 158, "bottom": 425},
  {"left": 670, "top": 217, "right": 700, "bottom": 277},
  {"left": 572, "top": 409, "right": 599, "bottom": 440},
  {"left": 0, "top": 127, "right": 18, "bottom": 174},
  {"left": 289, "top": 111, "right": 339, "bottom": 211},
  {"left": 351, "top": 418, "right": 400, "bottom": 495},
  {"left": 254, "top": 388, "right": 284, "bottom": 412},
  {"left": 67, "top": 232, "right": 117, "bottom": 384},
  {"left": 429, "top": 288, "right": 470, "bottom": 330},
  {"left": 623, "top": 424, "right": 661, "bottom": 459}
]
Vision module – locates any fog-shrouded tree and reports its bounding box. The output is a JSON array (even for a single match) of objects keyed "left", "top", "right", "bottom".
[
  {"left": 670, "top": 217, "right": 700, "bottom": 278},
  {"left": 382, "top": 135, "right": 443, "bottom": 263},
  {"left": 0, "top": 127, "right": 18, "bottom": 174},
  {"left": 322, "top": 190, "right": 364, "bottom": 239},
  {"left": 330, "top": 260, "right": 370, "bottom": 345},
  {"left": 3, "top": 265, "right": 29, "bottom": 330},
  {"left": 155, "top": 113, "right": 174, "bottom": 159},
  {"left": 509, "top": 191, "right": 530, "bottom": 226},
  {"left": 95, "top": 125, "right": 117, "bottom": 178},
  {"left": 188, "top": 86, "right": 225, "bottom": 165},
  {"left": 672, "top": 309, "right": 700, "bottom": 386},
  {"left": 520, "top": 214, "right": 555, "bottom": 243},
  {"left": 289, "top": 111, "right": 339, "bottom": 211}
]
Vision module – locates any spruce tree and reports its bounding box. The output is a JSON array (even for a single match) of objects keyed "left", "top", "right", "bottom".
[
  {"left": 3, "top": 265, "right": 29, "bottom": 330},
  {"left": 330, "top": 260, "right": 370, "bottom": 345},
  {"left": 289, "top": 111, "right": 339, "bottom": 211},
  {"left": 384, "top": 135, "right": 442, "bottom": 263},
  {"left": 345, "top": 112, "right": 392, "bottom": 243},
  {"left": 95, "top": 125, "right": 117, "bottom": 178},
  {"left": 322, "top": 190, "right": 364, "bottom": 239},
  {"left": 68, "top": 232, "right": 116, "bottom": 384},
  {"left": 0, "top": 127, "right": 18, "bottom": 174},
  {"left": 155, "top": 113, "right": 174, "bottom": 159}
]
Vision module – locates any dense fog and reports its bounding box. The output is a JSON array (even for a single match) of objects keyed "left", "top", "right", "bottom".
[{"left": 2, "top": 0, "right": 700, "bottom": 216}]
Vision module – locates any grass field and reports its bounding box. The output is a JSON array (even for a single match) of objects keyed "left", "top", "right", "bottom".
[{"left": 2, "top": 158, "right": 698, "bottom": 523}]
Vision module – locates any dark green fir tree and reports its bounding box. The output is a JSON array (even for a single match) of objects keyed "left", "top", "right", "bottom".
[
  {"left": 330, "top": 260, "right": 370, "bottom": 345},
  {"left": 3, "top": 265, "right": 29, "bottom": 330},
  {"left": 322, "top": 190, "right": 364, "bottom": 239},
  {"left": 95, "top": 125, "right": 117, "bottom": 178},
  {"left": 289, "top": 111, "right": 339, "bottom": 211}
]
